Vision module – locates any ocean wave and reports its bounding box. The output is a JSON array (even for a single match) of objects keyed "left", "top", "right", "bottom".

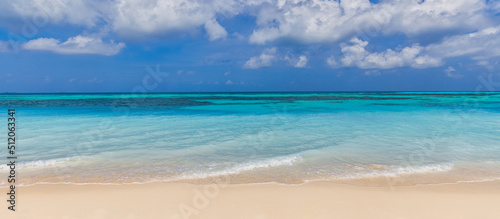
[
  {"left": 178, "top": 154, "right": 303, "bottom": 179},
  {"left": 339, "top": 163, "right": 454, "bottom": 179},
  {"left": 0, "top": 157, "right": 80, "bottom": 170}
]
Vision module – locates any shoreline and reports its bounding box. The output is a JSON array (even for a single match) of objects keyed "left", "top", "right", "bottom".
[
  {"left": 3, "top": 175, "right": 500, "bottom": 188},
  {"left": 2, "top": 180, "right": 500, "bottom": 218},
  {"left": 3, "top": 166, "right": 499, "bottom": 188}
]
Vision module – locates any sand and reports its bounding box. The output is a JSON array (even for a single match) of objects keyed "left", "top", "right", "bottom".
[{"left": 2, "top": 180, "right": 500, "bottom": 219}]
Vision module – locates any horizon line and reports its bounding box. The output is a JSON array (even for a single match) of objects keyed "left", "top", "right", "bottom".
[{"left": 1, "top": 91, "right": 500, "bottom": 94}]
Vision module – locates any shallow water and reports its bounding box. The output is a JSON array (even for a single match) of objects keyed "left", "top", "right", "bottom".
[{"left": 1, "top": 92, "right": 500, "bottom": 186}]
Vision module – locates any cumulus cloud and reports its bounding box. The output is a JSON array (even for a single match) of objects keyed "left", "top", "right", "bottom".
[
  {"left": 294, "top": 55, "right": 308, "bottom": 68},
  {"left": 243, "top": 47, "right": 277, "bottom": 69},
  {"left": 328, "top": 25, "right": 500, "bottom": 70},
  {"left": 2, "top": 0, "right": 498, "bottom": 45},
  {"left": 112, "top": 0, "right": 211, "bottom": 36},
  {"left": 425, "top": 25, "right": 500, "bottom": 60},
  {"left": 328, "top": 37, "right": 441, "bottom": 69},
  {"left": 22, "top": 35, "right": 125, "bottom": 55},
  {"left": 204, "top": 19, "right": 228, "bottom": 41},
  {"left": 250, "top": 0, "right": 493, "bottom": 44},
  {"left": 1, "top": 0, "right": 246, "bottom": 38},
  {"left": 1, "top": 0, "right": 500, "bottom": 69},
  {"left": 284, "top": 54, "right": 309, "bottom": 68},
  {"left": 110, "top": 0, "right": 251, "bottom": 37}
]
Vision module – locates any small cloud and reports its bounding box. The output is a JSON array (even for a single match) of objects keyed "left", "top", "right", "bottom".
[
  {"left": 214, "top": 81, "right": 220, "bottom": 84},
  {"left": 224, "top": 71, "right": 231, "bottom": 76},
  {"left": 204, "top": 19, "right": 227, "bottom": 41},
  {"left": 243, "top": 47, "right": 277, "bottom": 69},
  {"left": 186, "top": 71, "right": 195, "bottom": 75},
  {"left": 444, "top": 66, "right": 456, "bottom": 73},
  {"left": 444, "top": 66, "right": 463, "bottom": 78},
  {"left": 68, "top": 78, "right": 76, "bottom": 83},
  {"left": 284, "top": 54, "right": 309, "bottom": 68},
  {"left": 326, "top": 56, "right": 338, "bottom": 67},
  {"left": 44, "top": 76, "right": 52, "bottom": 83},
  {"left": 327, "top": 37, "right": 441, "bottom": 69},
  {"left": 225, "top": 80, "right": 234, "bottom": 85},
  {"left": 22, "top": 35, "right": 125, "bottom": 56},
  {"left": 177, "top": 70, "right": 183, "bottom": 75},
  {"left": 294, "top": 55, "right": 308, "bottom": 68},
  {"left": 240, "top": 81, "right": 245, "bottom": 85}
]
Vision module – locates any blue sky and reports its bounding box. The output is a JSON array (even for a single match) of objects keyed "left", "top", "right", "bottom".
[{"left": 1, "top": 0, "right": 500, "bottom": 92}]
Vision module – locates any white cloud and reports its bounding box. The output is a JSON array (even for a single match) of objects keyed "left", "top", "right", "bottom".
[
  {"left": 425, "top": 25, "right": 500, "bottom": 60},
  {"left": 329, "top": 25, "right": 500, "bottom": 70},
  {"left": 225, "top": 80, "right": 234, "bottom": 84},
  {"left": 444, "top": 66, "right": 455, "bottom": 73},
  {"left": 6, "top": 0, "right": 107, "bottom": 26},
  {"left": 1, "top": 0, "right": 247, "bottom": 38},
  {"left": 284, "top": 54, "right": 309, "bottom": 68},
  {"left": 326, "top": 56, "right": 337, "bottom": 67},
  {"left": 444, "top": 66, "right": 462, "bottom": 78},
  {"left": 490, "top": 1, "right": 500, "bottom": 13},
  {"left": 243, "top": 47, "right": 277, "bottom": 69},
  {"left": 328, "top": 37, "right": 441, "bottom": 69},
  {"left": 294, "top": 55, "right": 308, "bottom": 68},
  {"left": 250, "top": 0, "right": 494, "bottom": 44},
  {"left": 112, "top": 0, "right": 211, "bottom": 36},
  {"left": 2, "top": 0, "right": 498, "bottom": 46},
  {"left": 110, "top": 0, "right": 251, "bottom": 37},
  {"left": 1, "top": 0, "right": 499, "bottom": 69},
  {"left": 22, "top": 35, "right": 125, "bottom": 55},
  {"left": 204, "top": 19, "right": 228, "bottom": 41}
]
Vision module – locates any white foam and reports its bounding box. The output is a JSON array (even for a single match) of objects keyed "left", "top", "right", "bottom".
[
  {"left": 0, "top": 157, "right": 80, "bottom": 170},
  {"left": 179, "top": 154, "right": 303, "bottom": 179},
  {"left": 340, "top": 163, "right": 454, "bottom": 179}
]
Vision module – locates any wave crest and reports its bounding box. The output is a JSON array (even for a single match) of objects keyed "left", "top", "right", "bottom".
[{"left": 179, "top": 154, "right": 303, "bottom": 179}]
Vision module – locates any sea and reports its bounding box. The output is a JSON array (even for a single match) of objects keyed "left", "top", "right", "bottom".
[{"left": 1, "top": 92, "right": 500, "bottom": 186}]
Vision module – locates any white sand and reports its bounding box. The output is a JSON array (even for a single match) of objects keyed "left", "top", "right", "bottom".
[{"left": 2, "top": 180, "right": 500, "bottom": 219}]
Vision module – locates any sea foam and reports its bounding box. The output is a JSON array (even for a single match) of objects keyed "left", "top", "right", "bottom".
[
  {"left": 178, "top": 154, "right": 303, "bottom": 179},
  {"left": 339, "top": 163, "right": 455, "bottom": 179}
]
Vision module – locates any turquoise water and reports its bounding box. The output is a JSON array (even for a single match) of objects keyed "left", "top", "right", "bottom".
[{"left": 1, "top": 92, "right": 500, "bottom": 186}]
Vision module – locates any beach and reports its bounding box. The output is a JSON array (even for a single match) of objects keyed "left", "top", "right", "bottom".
[
  {"left": 3, "top": 0, "right": 500, "bottom": 217},
  {"left": 1, "top": 93, "right": 500, "bottom": 218},
  {"left": 2, "top": 180, "right": 500, "bottom": 218}
]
